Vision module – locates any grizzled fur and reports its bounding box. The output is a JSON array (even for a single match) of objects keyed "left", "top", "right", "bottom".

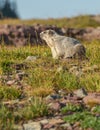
[{"left": 40, "top": 29, "right": 86, "bottom": 59}]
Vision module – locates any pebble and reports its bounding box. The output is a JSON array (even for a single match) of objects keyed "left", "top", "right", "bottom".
[
  {"left": 25, "top": 56, "right": 38, "bottom": 62},
  {"left": 6, "top": 80, "right": 15, "bottom": 85},
  {"left": 60, "top": 123, "right": 72, "bottom": 130},
  {"left": 23, "top": 122, "right": 41, "bottom": 130},
  {"left": 40, "top": 119, "right": 49, "bottom": 125},
  {"left": 74, "top": 88, "right": 87, "bottom": 99},
  {"left": 48, "top": 102, "right": 61, "bottom": 111}
]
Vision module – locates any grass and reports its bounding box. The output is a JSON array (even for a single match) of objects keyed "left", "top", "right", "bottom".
[
  {"left": 63, "top": 104, "right": 100, "bottom": 130},
  {"left": 0, "top": 34, "right": 100, "bottom": 128},
  {"left": 20, "top": 97, "right": 49, "bottom": 120},
  {"left": 0, "top": 40, "right": 100, "bottom": 98},
  {"left": 0, "top": 15, "right": 100, "bottom": 28},
  {"left": 0, "top": 86, "right": 21, "bottom": 100},
  {"left": 0, "top": 105, "right": 14, "bottom": 130},
  {"left": 0, "top": 97, "right": 49, "bottom": 129}
]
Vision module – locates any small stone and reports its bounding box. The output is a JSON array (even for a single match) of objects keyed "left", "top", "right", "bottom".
[
  {"left": 25, "top": 56, "right": 38, "bottom": 62},
  {"left": 60, "top": 123, "right": 72, "bottom": 130},
  {"left": 83, "top": 94, "right": 100, "bottom": 107},
  {"left": 6, "top": 80, "right": 15, "bottom": 85},
  {"left": 51, "top": 94, "right": 62, "bottom": 100},
  {"left": 46, "top": 94, "right": 61, "bottom": 101},
  {"left": 58, "top": 89, "right": 67, "bottom": 96},
  {"left": 23, "top": 122, "right": 41, "bottom": 130},
  {"left": 74, "top": 88, "right": 87, "bottom": 99},
  {"left": 48, "top": 102, "right": 61, "bottom": 111},
  {"left": 40, "top": 119, "right": 49, "bottom": 125},
  {"left": 49, "top": 118, "right": 64, "bottom": 125},
  {"left": 43, "top": 123, "right": 54, "bottom": 129}
]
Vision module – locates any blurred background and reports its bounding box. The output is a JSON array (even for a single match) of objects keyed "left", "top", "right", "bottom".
[
  {"left": 0, "top": 0, "right": 100, "bottom": 19},
  {"left": 0, "top": 0, "right": 100, "bottom": 46}
]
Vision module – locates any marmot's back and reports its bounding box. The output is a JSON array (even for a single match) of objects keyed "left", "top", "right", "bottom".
[
  {"left": 40, "top": 29, "right": 86, "bottom": 59},
  {"left": 73, "top": 44, "right": 86, "bottom": 59}
]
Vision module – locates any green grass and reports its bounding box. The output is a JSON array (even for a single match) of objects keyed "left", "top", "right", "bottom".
[
  {"left": 0, "top": 39, "right": 100, "bottom": 129},
  {"left": 64, "top": 111, "right": 100, "bottom": 130},
  {"left": 0, "top": 40, "right": 100, "bottom": 97},
  {"left": 63, "top": 105, "right": 100, "bottom": 130},
  {"left": 0, "top": 15, "right": 100, "bottom": 28},
  {"left": 0, "top": 97, "right": 49, "bottom": 129},
  {"left": 20, "top": 97, "right": 49, "bottom": 120},
  {"left": 0, "top": 105, "right": 14, "bottom": 130},
  {"left": 0, "top": 86, "right": 21, "bottom": 100}
]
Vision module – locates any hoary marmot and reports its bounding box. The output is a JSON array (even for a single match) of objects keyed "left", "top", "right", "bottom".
[{"left": 40, "top": 29, "right": 86, "bottom": 59}]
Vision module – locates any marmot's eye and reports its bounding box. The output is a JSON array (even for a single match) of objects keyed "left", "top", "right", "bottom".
[
  {"left": 43, "top": 31, "right": 46, "bottom": 34},
  {"left": 49, "top": 30, "right": 54, "bottom": 35}
]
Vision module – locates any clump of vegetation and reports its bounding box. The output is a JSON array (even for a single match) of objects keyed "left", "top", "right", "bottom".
[
  {"left": 61, "top": 103, "right": 83, "bottom": 114},
  {"left": 0, "top": 97, "right": 49, "bottom": 129},
  {"left": 0, "top": 105, "right": 14, "bottom": 130},
  {"left": 0, "top": 60, "right": 14, "bottom": 74},
  {"left": 63, "top": 104, "right": 100, "bottom": 130},
  {"left": 64, "top": 111, "right": 100, "bottom": 130},
  {"left": 0, "top": 15, "right": 100, "bottom": 28},
  {"left": 20, "top": 97, "right": 49, "bottom": 120},
  {"left": 0, "top": 86, "right": 21, "bottom": 100}
]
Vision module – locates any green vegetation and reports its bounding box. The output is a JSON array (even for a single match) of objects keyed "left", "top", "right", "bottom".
[
  {"left": 0, "top": 40, "right": 100, "bottom": 98},
  {"left": 0, "top": 105, "right": 14, "bottom": 130},
  {"left": 0, "top": 86, "right": 21, "bottom": 100},
  {"left": 20, "top": 97, "right": 49, "bottom": 120},
  {"left": 0, "top": 28, "right": 100, "bottom": 128},
  {"left": 0, "top": 97, "right": 49, "bottom": 129},
  {"left": 0, "top": 15, "right": 100, "bottom": 28},
  {"left": 63, "top": 105, "right": 100, "bottom": 130},
  {"left": 61, "top": 103, "right": 83, "bottom": 114}
]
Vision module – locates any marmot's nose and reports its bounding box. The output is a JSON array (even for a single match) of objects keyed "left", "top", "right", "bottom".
[{"left": 40, "top": 33, "right": 43, "bottom": 38}]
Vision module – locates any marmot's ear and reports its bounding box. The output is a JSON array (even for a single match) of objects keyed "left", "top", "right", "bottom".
[{"left": 48, "top": 30, "right": 55, "bottom": 36}]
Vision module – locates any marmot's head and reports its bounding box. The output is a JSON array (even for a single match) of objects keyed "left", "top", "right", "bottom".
[{"left": 40, "top": 29, "right": 57, "bottom": 41}]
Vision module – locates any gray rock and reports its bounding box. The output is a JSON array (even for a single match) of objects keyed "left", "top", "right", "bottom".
[
  {"left": 46, "top": 94, "right": 61, "bottom": 101},
  {"left": 40, "top": 119, "right": 49, "bottom": 125},
  {"left": 58, "top": 89, "right": 67, "bottom": 96},
  {"left": 74, "top": 88, "right": 87, "bottom": 99},
  {"left": 6, "top": 80, "right": 15, "bottom": 85},
  {"left": 25, "top": 56, "right": 38, "bottom": 62},
  {"left": 23, "top": 122, "right": 41, "bottom": 130},
  {"left": 50, "top": 94, "right": 62, "bottom": 100},
  {"left": 48, "top": 102, "right": 61, "bottom": 111},
  {"left": 60, "top": 123, "right": 72, "bottom": 130}
]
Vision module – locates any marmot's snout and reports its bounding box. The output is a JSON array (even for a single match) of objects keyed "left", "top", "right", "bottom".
[{"left": 40, "top": 32, "right": 44, "bottom": 39}]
